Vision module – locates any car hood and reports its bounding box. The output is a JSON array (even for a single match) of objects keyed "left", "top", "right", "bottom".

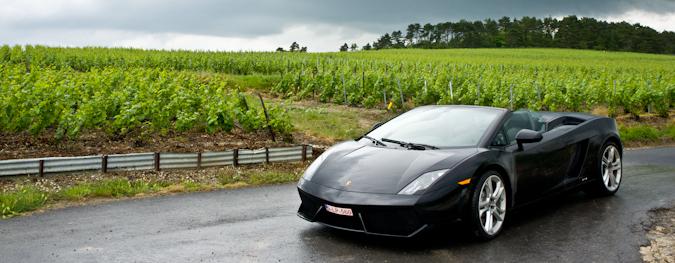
[{"left": 309, "top": 141, "right": 478, "bottom": 194}]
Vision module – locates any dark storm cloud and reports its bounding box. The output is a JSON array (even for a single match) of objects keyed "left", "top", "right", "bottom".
[{"left": 5, "top": 0, "right": 675, "bottom": 36}]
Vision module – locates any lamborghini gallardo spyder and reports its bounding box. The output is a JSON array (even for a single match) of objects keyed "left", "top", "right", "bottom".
[{"left": 297, "top": 105, "right": 623, "bottom": 240}]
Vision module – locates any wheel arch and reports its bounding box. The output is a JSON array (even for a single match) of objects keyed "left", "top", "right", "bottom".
[
  {"left": 472, "top": 163, "right": 514, "bottom": 208},
  {"left": 603, "top": 135, "right": 623, "bottom": 155}
]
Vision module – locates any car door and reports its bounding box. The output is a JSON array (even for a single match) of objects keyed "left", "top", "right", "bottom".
[
  {"left": 514, "top": 133, "right": 571, "bottom": 203},
  {"left": 495, "top": 111, "right": 569, "bottom": 204}
]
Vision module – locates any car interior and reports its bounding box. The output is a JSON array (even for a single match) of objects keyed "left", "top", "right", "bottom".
[{"left": 492, "top": 110, "right": 546, "bottom": 146}]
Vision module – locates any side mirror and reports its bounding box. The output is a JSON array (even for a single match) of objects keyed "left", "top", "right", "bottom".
[{"left": 515, "top": 129, "right": 543, "bottom": 151}]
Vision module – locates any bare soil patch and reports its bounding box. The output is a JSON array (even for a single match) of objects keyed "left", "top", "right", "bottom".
[
  {"left": 0, "top": 129, "right": 291, "bottom": 160},
  {"left": 641, "top": 205, "right": 675, "bottom": 263}
]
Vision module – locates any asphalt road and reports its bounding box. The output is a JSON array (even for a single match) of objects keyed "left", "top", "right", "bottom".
[{"left": 1, "top": 147, "right": 674, "bottom": 263}]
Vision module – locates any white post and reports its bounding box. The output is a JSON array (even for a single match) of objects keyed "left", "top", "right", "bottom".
[
  {"left": 398, "top": 78, "right": 404, "bottom": 107},
  {"left": 509, "top": 84, "right": 514, "bottom": 110},
  {"left": 342, "top": 74, "right": 347, "bottom": 105},
  {"left": 449, "top": 80, "right": 454, "bottom": 102},
  {"left": 383, "top": 89, "right": 387, "bottom": 108},
  {"left": 476, "top": 82, "right": 481, "bottom": 105}
]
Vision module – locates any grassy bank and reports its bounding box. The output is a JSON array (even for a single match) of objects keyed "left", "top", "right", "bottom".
[
  {"left": 280, "top": 99, "right": 674, "bottom": 148},
  {"left": 617, "top": 113, "right": 675, "bottom": 147},
  {"left": 0, "top": 163, "right": 306, "bottom": 218},
  {"left": 620, "top": 125, "right": 675, "bottom": 145}
]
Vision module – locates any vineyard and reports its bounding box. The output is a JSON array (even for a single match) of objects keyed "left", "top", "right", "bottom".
[
  {"left": 1, "top": 45, "right": 674, "bottom": 140},
  {"left": 0, "top": 48, "right": 294, "bottom": 140}
]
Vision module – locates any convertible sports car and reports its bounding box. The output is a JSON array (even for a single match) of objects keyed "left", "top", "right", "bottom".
[{"left": 297, "top": 105, "right": 623, "bottom": 240}]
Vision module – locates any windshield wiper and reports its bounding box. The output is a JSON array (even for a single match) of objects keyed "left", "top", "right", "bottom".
[
  {"left": 381, "top": 138, "right": 439, "bottom": 150},
  {"left": 362, "top": 135, "right": 386, "bottom": 147}
]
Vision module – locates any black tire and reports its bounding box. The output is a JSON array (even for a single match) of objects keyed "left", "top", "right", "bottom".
[
  {"left": 468, "top": 170, "right": 508, "bottom": 241},
  {"left": 585, "top": 141, "right": 622, "bottom": 196}
]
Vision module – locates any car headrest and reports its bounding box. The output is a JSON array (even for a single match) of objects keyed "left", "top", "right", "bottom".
[{"left": 509, "top": 112, "right": 533, "bottom": 130}]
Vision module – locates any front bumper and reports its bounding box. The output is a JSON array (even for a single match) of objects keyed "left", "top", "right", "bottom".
[{"left": 297, "top": 179, "right": 470, "bottom": 238}]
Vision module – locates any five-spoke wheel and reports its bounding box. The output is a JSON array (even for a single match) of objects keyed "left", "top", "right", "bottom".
[
  {"left": 470, "top": 171, "right": 508, "bottom": 240},
  {"left": 586, "top": 141, "right": 623, "bottom": 196},
  {"left": 601, "top": 145, "right": 622, "bottom": 192}
]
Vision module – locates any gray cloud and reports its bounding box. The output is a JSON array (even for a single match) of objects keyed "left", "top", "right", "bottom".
[
  {"left": 1, "top": 0, "right": 673, "bottom": 51},
  {"left": 4, "top": 0, "right": 675, "bottom": 37}
]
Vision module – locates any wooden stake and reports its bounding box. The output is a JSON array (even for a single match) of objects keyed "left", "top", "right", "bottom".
[
  {"left": 398, "top": 79, "right": 404, "bottom": 109},
  {"left": 510, "top": 84, "right": 514, "bottom": 110},
  {"left": 342, "top": 74, "right": 347, "bottom": 105},
  {"left": 257, "top": 93, "right": 276, "bottom": 142}
]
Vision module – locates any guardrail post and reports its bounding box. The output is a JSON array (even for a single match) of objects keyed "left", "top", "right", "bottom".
[
  {"left": 102, "top": 155, "right": 108, "bottom": 173},
  {"left": 302, "top": 145, "right": 307, "bottom": 162},
  {"left": 154, "top": 152, "right": 160, "bottom": 171},
  {"left": 265, "top": 147, "right": 270, "bottom": 164},
  {"left": 233, "top": 149, "right": 239, "bottom": 166},
  {"left": 197, "top": 152, "right": 202, "bottom": 169},
  {"left": 38, "top": 160, "right": 44, "bottom": 177}
]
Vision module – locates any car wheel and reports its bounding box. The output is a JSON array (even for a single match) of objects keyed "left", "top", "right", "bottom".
[
  {"left": 469, "top": 171, "right": 508, "bottom": 241},
  {"left": 586, "top": 141, "right": 622, "bottom": 196}
]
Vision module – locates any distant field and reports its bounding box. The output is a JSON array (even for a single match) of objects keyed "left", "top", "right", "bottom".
[
  {"left": 1, "top": 45, "right": 673, "bottom": 140},
  {"left": 344, "top": 48, "right": 675, "bottom": 70}
]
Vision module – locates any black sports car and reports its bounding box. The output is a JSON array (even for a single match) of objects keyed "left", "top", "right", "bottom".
[{"left": 297, "top": 105, "right": 623, "bottom": 240}]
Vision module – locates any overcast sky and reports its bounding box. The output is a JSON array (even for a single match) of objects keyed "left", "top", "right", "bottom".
[{"left": 1, "top": 0, "right": 674, "bottom": 52}]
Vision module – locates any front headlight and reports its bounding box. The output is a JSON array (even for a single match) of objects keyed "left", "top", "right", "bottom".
[
  {"left": 302, "top": 152, "right": 329, "bottom": 181},
  {"left": 398, "top": 169, "right": 449, "bottom": 195}
]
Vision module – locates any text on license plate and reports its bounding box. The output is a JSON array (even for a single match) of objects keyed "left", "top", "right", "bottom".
[{"left": 324, "top": 204, "right": 353, "bottom": 216}]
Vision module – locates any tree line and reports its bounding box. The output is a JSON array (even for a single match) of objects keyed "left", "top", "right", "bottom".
[
  {"left": 277, "top": 42, "right": 307, "bottom": 52},
  {"left": 356, "top": 15, "right": 675, "bottom": 54}
]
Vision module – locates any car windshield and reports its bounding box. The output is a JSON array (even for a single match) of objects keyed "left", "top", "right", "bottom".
[{"left": 366, "top": 107, "right": 503, "bottom": 148}]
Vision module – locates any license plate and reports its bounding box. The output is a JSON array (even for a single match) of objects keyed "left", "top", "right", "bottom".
[{"left": 324, "top": 204, "right": 353, "bottom": 216}]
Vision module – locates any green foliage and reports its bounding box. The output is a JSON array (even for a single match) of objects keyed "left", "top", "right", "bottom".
[
  {"left": 620, "top": 125, "right": 660, "bottom": 142},
  {"left": 244, "top": 171, "right": 301, "bottom": 185},
  {"left": 57, "top": 179, "right": 160, "bottom": 200},
  {"left": 59, "top": 185, "right": 92, "bottom": 200},
  {"left": 1, "top": 45, "right": 673, "bottom": 141},
  {"left": 0, "top": 63, "right": 293, "bottom": 139},
  {"left": 286, "top": 107, "right": 372, "bottom": 140},
  {"left": 216, "top": 168, "right": 300, "bottom": 185},
  {"left": 217, "top": 172, "right": 243, "bottom": 185},
  {"left": 373, "top": 15, "right": 675, "bottom": 55},
  {"left": 267, "top": 106, "right": 293, "bottom": 135},
  {"left": 181, "top": 181, "right": 205, "bottom": 191},
  {"left": 0, "top": 186, "right": 48, "bottom": 218},
  {"left": 666, "top": 125, "right": 675, "bottom": 140},
  {"left": 257, "top": 48, "right": 674, "bottom": 114}
]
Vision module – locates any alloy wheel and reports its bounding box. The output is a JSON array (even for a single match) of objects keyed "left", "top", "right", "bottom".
[
  {"left": 601, "top": 145, "right": 622, "bottom": 191},
  {"left": 478, "top": 174, "right": 507, "bottom": 235}
]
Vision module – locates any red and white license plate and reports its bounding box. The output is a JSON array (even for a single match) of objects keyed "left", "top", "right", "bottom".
[{"left": 324, "top": 204, "right": 353, "bottom": 216}]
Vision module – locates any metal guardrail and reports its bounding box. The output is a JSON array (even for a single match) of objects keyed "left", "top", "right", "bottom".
[{"left": 0, "top": 145, "right": 313, "bottom": 177}]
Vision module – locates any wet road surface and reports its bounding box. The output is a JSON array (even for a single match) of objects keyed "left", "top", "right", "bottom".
[{"left": 1, "top": 147, "right": 674, "bottom": 262}]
